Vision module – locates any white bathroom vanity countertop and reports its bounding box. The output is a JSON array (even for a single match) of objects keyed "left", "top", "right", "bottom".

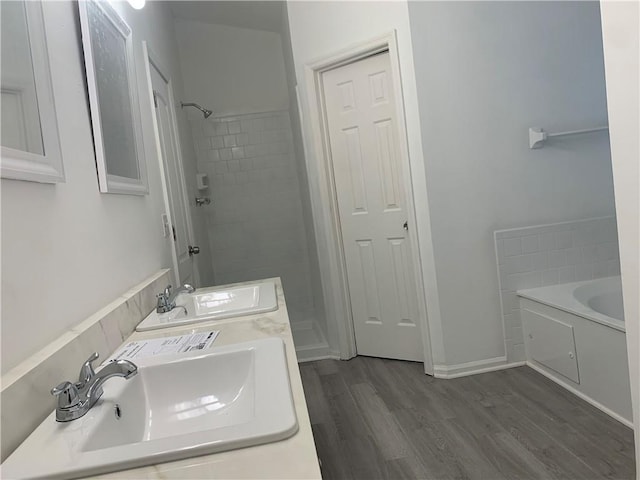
[{"left": 88, "top": 278, "right": 322, "bottom": 480}]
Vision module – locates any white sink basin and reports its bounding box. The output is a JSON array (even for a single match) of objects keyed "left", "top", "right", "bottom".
[
  {"left": 2, "top": 337, "right": 297, "bottom": 479},
  {"left": 136, "top": 281, "right": 278, "bottom": 332}
]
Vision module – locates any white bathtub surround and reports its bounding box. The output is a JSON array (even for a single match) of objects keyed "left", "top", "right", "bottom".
[
  {"left": 494, "top": 216, "right": 620, "bottom": 363},
  {"left": 0, "top": 269, "right": 171, "bottom": 462},
  {"left": 190, "top": 110, "right": 328, "bottom": 355},
  {"left": 517, "top": 279, "right": 632, "bottom": 427},
  {"left": 518, "top": 276, "right": 624, "bottom": 331}
]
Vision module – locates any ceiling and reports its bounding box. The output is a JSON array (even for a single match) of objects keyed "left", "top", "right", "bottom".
[{"left": 169, "top": 1, "right": 285, "bottom": 33}]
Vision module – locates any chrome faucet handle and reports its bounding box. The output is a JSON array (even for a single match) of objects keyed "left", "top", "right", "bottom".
[
  {"left": 52, "top": 361, "right": 138, "bottom": 422},
  {"left": 51, "top": 381, "right": 80, "bottom": 410},
  {"left": 77, "top": 352, "right": 99, "bottom": 388},
  {"left": 164, "top": 285, "right": 172, "bottom": 298},
  {"left": 156, "top": 291, "right": 170, "bottom": 313}
]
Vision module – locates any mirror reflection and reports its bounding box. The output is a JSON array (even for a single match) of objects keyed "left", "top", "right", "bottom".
[
  {"left": 86, "top": 0, "right": 139, "bottom": 180},
  {"left": 0, "top": 0, "right": 44, "bottom": 155}
]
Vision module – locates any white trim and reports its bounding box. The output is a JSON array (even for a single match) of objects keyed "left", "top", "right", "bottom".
[
  {"left": 304, "top": 58, "right": 356, "bottom": 360},
  {"left": 494, "top": 215, "right": 617, "bottom": 238},
  {"left": 302, "top": 31, "right": 438, "bottom": 374},
  {"left": 526, "top": 361, "right": 633, "bottom": 428},
  {"left": 1, "top": 1, "right": 64, "bottom": 184},
  {"left": 78, "top": 0, "right": 148, "bottom": 195},
  {"left": 157, "top": 56, "right": 201, "bottom": 287},
  {"left": 142, "top": 42, "right": 199, "bottom": 287},
  {"left": 386, "top": 32, "right": 435, "bottom": 375},
  {"left": 494, "top": 231, "right": 511, "bottom": 362},
  {"left": 434, "top": 356, "right": 524, "bottom": 379},
  {"left": 293, "top": 84, "right": 343, "bottom": 356},
  {"left": 142, "top": 42, "right": 178, "bottom": 285}
]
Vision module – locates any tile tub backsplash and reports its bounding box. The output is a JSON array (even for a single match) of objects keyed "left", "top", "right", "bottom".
[
  {"left": 0, "top": 269, "right": 170, "bottom": 461},
  {"left": 494, "top": 217, "right": 620, "bottom": 363}
]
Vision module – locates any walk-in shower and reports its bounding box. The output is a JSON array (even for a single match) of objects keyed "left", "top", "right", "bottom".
[{"left": 172, "top": 3, "right": 329, "bottom": 361}]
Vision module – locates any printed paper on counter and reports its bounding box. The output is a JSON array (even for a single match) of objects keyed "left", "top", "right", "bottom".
[{"left": 106, "top": 331, "right": 219, "bottom": 363}]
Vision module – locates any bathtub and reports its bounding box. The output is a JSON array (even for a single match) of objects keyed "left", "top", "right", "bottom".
[
  {"left": 519, "top": 276, "right": 625, "bottom": 331},
  {"left": 517, "top": 276, "right": 632, "bottom": 426},
  {"left": 574, "top": 276, "right": 625, "bottom": 325}
]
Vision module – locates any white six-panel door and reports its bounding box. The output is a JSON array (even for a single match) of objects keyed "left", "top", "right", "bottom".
[
  {"left": 150, "top": 62, "right": 196, "bottom": 286},
  {"left": 322, "top": 52, "right": 423, "bottom": 361}
]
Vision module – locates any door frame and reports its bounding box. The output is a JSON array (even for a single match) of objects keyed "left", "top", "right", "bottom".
[
  {"left": 303, "top": 31, "right": 438, "bottom": 374},
  {"left": 142, "top": 41, "right": 200, "bottom": 287}
]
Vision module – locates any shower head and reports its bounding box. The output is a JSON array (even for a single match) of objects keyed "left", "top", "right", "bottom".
[{"left": 181, "top": 102, "right": 213, "bottom": 119}]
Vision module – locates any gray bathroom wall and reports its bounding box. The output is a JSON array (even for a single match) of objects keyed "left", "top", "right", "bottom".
[
  {"left": 409, "top": 1, "right": 615, "bottom": 366},
  {"left": 1, "top": 1, "right": 190, "bottom": 374}
]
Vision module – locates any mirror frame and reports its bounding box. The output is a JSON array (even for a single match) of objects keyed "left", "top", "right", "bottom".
[
  {"left": 78, "top": 0, "right": 148, "bottom": 195},
  {"left": 0, "top": 1, "right": 64, "bottom": 184}
]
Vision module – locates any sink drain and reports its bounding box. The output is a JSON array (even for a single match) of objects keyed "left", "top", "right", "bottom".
[{"left": 114, "top": 404, "right": 122, "bottom": 419}]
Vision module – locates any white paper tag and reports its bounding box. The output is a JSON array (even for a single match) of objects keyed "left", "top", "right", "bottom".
[{"left": 106, "top": 331, "right": 219, "bottom": 363}]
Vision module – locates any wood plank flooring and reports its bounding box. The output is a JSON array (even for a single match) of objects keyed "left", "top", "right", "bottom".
[{"left": 299, "top": 357, "right": 636, "bottom": 480}]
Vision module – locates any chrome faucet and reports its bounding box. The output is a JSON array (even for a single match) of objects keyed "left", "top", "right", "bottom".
[
  {"left": 156, "top": 283, "right": 195, "bottom": 314},
  {"left": 51, "top": 353, "right": 138, "bottom": 422}
]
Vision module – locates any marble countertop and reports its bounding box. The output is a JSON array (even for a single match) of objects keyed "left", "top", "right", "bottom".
[{"left": 89, "top": 278, "right": 321, "bottom": 480}]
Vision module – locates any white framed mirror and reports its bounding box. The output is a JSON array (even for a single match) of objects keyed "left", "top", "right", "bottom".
[
  {"left": 0, "top": 0, "right": 64, "bottom": 183},
  {"left": 78, "top": 0, "right": 148, "bottom": 195}
]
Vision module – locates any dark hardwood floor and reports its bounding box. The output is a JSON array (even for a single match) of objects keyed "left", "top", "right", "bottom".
[{"left": 299, "top": 357, "right": 636, "bottom": 480}]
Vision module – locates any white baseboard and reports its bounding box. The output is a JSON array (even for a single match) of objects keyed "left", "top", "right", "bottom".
[
  {"left": 526, "top": 361, "right": 633, "bottom": 428},
  {"left": 434, "top": 356, "right": 525, "bottom": 379}
]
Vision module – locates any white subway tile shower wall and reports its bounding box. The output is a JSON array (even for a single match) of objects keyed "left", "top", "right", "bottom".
[
  {"left": 191, "top": 110, "right": 315, "bottom": 325},
  {"left": 494, "top": 217, "right": 620, "bottom": 363}
]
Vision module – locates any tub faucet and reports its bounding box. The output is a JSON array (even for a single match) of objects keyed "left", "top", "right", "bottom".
[
  {"left": 51, "top": 353, "right": 138, "bottom": 422},
  {"left": 156, "top": 284, "right": 195, "bottom": 313}
]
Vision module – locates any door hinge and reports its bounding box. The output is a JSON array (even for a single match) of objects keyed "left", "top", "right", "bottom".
[
  {"left": 172, "top": 225, "right": 177, "bottom": 241},
  {"left": 153, "top": 91, "right": 158, "bottom": 108}
]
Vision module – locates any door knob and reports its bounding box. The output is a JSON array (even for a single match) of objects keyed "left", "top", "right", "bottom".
[
  {"left": 403, "top": 221, "right": 408, "bottom": 231},
  {"left": 188, "top": 245, "right": 200, "bottom": 256}
]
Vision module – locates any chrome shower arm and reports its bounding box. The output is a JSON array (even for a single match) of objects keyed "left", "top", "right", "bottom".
[{"left": 180, "top": 101, "right": 213, "bottom": 119}]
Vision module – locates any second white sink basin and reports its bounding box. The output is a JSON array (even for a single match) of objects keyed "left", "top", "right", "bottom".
[
  {"left": 136, "top": 280, "right": 278, "bottom": 331},
  {"left": 1, "top": 337, "right": 297, "bottom": 479}
]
